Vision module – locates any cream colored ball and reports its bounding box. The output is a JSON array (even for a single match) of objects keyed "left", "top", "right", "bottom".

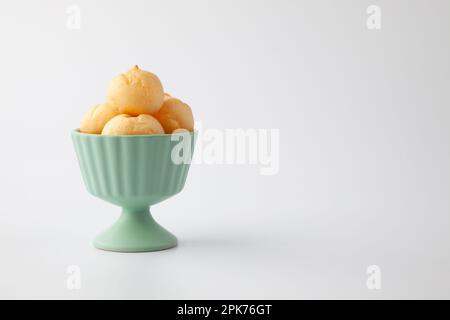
[
  {"left": 154, "top": 97, "right": 194, "bottom": 133},
  {"left": 80, "top": 102, "right": 119, "bottom": 134},
  {"left": 106, "top": 65, "right": 164, "bottom": 116},
  {"left": 102, "top": 114, "right": 164, "bottom": 135}
]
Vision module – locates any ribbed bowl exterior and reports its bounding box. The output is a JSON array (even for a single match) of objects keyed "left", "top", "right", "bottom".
[{"left": 71, "top": 130, "right": 196, "bottom": 208}]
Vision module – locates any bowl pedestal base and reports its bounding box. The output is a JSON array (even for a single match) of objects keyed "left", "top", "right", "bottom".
[{"left": 93, "top": 207, "right": 177, "bottom": 252}]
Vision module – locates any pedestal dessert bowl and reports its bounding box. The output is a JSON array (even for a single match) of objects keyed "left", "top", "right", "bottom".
[{"left": 71, "top": 130, "right": 196, "bottom": 252}]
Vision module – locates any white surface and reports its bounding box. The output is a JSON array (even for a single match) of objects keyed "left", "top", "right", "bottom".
[{"left": 1, "top": 0, "right": 450, "bottom": 299}]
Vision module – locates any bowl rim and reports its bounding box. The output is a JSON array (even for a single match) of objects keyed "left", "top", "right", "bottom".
[{"left": 72, "top": 128, "right": 197, "bottom": 138}]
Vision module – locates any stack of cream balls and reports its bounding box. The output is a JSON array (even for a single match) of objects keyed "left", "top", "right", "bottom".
[{"left": 80, "top": 65, "right": 194, "bottom": 135}]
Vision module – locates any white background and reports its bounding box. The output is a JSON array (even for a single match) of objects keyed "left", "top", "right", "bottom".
[{"left": 0, "top": 0, "right": 449, "bottom": 299}]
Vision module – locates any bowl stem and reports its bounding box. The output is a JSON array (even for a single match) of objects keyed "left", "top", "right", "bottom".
[{"left": 93, "top": 206, "right": 177, "bottom": 252}]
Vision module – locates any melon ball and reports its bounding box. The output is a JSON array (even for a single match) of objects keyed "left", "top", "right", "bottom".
[
  {"left": 106, "top": 65, "right": 164, "bottom": 116},
  {"left": 80, "top": 102, "right": 119, "bottom": 134},
  {"left": 154, "top": 97, "right": 194, "bottom": 133},
  {"left": 102, "top": 114, "right": 164, "bottom": 135}
]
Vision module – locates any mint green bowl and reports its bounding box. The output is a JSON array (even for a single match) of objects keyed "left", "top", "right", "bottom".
[{"left": 71, "top": 130, "right": 196, "bottom": 252}]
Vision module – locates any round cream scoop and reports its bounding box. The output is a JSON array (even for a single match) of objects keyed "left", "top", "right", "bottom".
[
  {"left": 154, "top": 97, "right": 194, "bottom": 133},
  {"left": 102, "top": 114, "right": 165, "bottom": 135},
  {"left": 80, "top": 102, "right": 119, "bottom": 134},
  {"left": 106, "top": 65, "right": 164, "bottom": 116}
]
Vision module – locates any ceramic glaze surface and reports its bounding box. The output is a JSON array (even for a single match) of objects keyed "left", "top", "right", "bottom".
[{"left": 72, "top": 130, "right": 196, "bottom": 252}]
